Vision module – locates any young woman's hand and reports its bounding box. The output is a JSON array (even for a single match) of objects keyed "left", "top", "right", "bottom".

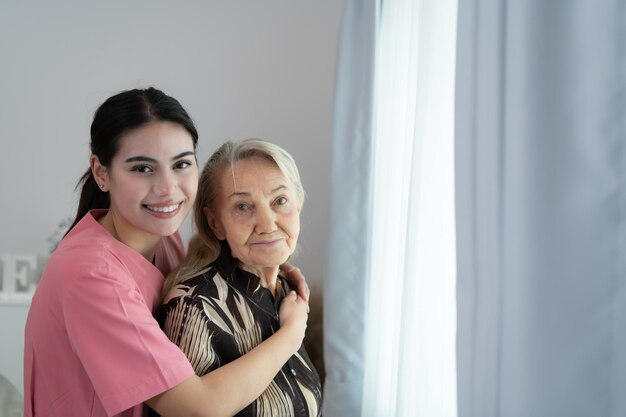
[{"left": 280, "top": 263, "right": 310, "bottom": 303}]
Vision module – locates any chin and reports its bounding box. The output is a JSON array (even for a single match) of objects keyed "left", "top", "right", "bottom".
[
  {"left": 150, "top": 224, "right": 183, "bottom": 237},
  {"left": 160, "top": 230, "right": 180, "bottom": 237},
  {"left": 267, "top": 256, "right": 291, "bottom": 268}
]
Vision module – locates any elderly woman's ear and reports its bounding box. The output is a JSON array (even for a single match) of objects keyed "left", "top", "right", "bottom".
[{"left": 204, "top": 206, "right": 226, "bottom": 240}]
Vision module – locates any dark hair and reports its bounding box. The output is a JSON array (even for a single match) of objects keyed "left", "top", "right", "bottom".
[{"left": 65, "top": 87, "right": 198, "bottom": 235}]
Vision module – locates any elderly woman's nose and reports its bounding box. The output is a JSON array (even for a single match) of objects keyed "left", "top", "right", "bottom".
[{"left": 255, "top": 205, "right": 277, "bottom": 233}]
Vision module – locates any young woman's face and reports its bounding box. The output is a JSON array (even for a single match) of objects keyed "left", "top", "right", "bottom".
[
  {"left": 207, "top": 157, "right": 301, "bottom": 275},
  {"left": 96, "top": 121, "right": 198, "bottom": 245}
]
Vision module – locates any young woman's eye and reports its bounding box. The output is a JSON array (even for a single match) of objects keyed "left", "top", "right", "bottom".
[
  {"left": 174, "top": 160, "right": 193, "bottom": 170},
  {"left": 132, "top": 165, "right": 153, "bottom": 173}
]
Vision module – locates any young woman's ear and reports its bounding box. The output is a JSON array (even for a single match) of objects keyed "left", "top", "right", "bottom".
[
  {"left": 90, "top": 155, "right": 109, "bottom": 192},
  {"left": 204, "top": 206, "right": 226, "bottom": 240}
]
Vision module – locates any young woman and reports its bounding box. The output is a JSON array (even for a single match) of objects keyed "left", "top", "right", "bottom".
[
  {"left": 159, "top": 139, "right": 321, "bottom": 417},
  {"left": 23, "top": 88, "right": 309, "bottom": 417}
]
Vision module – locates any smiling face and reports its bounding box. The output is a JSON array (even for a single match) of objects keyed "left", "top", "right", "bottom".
[
  {"left": 206, "top": 157, "right": 301, "bottom": 277},
  {"left": 92, "top": 121, "right": 198, "bottom": 254}
]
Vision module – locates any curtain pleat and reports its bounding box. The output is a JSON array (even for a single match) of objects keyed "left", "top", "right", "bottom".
[
  {"left": 455, "top": 1, "right": 626, "bottom": 416},
  {"left": 322, "top": 1, "right": 378, "bottom": 416}
]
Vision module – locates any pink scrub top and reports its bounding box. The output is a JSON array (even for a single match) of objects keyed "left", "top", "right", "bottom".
[{"left": 23, "top": 210, "right": 195, "bottom": 417}]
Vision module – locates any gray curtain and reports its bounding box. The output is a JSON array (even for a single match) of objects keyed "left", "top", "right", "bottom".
[
  {"left": 455, "top": 1, "right": 626, "bottom": 416},
  {"left": 323, "top": 1, "right": 377, "bottom": 416}
]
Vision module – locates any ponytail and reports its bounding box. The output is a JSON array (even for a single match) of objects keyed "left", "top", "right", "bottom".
[{"left": 64, "top": 169, "right": 110, "bottom": 236}]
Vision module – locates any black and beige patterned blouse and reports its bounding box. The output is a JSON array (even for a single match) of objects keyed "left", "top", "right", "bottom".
[{"left": 158, "top": 249, "right": 322, "bottom": 417}]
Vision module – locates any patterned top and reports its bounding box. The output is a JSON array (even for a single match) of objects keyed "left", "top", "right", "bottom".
[{"left": 157, "top": 247, "right": 322, "bottom": 417}]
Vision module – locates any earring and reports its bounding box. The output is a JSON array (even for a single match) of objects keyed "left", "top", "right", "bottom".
[{"left": 98, "top": 184, "right": 104, "bottom": 190}]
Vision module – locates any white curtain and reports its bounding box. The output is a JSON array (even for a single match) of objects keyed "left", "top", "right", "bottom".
[
  {"left": 323, "top": 2, "right": 377, "bottom": 416},
  {"left": 455, "top": 1, "right": 626, "bottom": 416},
  {"left": 324, "top": 1, "right": 457, "bottom": 416}
]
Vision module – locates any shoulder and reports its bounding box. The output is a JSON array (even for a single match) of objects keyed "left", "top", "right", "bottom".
[
  {"left": 163, "top": 267, "right": 221, "bottom": 304},
  {"left": 162, "top": 281, "right": 195, "bottom": 304},
  {"left": 48, "top": 231, "right": 123, "bottom": 278},
  {"left": 53, "top": 211, "right": 121, "bottom": 267},
  {"left": 41, "top": 222, "right": 140, "bottom": 301}
]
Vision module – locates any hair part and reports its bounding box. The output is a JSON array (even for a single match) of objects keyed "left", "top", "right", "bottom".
[
  {"left": 65, "top": 87, "right": 198, "bottom": 236},
  {"left": 162, "top": 138, "right": 305, "bottom": 298}
]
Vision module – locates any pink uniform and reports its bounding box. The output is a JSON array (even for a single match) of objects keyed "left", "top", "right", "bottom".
[{"left": 24, "top": 210, "right": 195, "bottom": 417}]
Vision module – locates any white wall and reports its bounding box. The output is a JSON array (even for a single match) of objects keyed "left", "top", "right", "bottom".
[{"left": 0, "top": 1, "right": 342, "bottom": 394}]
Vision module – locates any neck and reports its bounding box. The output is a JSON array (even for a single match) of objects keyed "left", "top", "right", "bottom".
[
  {"left": 99, "top": 211, "right": 160, "bottom": 262},
  {"left": 242, "top": 265, "right": 280, "bottom": 296}
]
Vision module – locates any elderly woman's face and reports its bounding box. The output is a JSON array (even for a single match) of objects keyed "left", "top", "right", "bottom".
[{"left": 207, "top": 157, "right": 301, "bottom": 273}]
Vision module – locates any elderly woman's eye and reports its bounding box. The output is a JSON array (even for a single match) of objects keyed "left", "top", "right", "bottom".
[
  {"left": 275, "top": 197, "right": 288, "bottom": 206},
  {"left": 236, "top": 203, "right": 249, "bottom": 211}
]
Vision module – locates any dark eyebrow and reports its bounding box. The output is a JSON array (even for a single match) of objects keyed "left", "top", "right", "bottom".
[
  {"left": 124, "top": 151, "right": 195, "bottom": 164},
  {"left": 173, "top": 151, "right": 195, "bottom": 160}
]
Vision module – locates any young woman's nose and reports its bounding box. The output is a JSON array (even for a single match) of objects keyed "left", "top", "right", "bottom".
[
  {"left": 255, "top": 205, "right": 277, "bottom": 234},
  {"left": 153, "top": 170, "right": 177, "bottom": 196}
]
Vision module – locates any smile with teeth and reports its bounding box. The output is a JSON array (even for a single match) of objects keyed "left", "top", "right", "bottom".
[{"left": 144, "top": 203, "right": 181, "bottom": 213}]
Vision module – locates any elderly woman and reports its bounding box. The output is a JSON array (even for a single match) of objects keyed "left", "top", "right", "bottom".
[{"left": 159, "top": 139, "right": 321, "bottom": 417}]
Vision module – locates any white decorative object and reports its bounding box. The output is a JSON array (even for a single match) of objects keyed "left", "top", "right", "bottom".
[{"left": 0, "top": 254, "right": 48, "bottom": 304}]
